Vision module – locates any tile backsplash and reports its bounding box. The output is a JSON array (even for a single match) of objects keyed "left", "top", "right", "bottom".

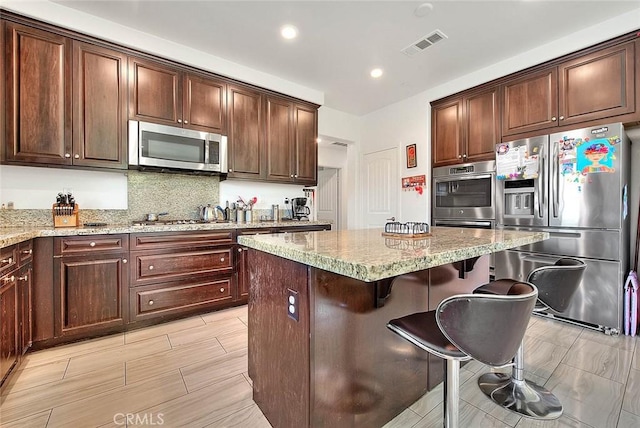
[{"left": 1, "top": 170, "right": 220, "bottom": 227}]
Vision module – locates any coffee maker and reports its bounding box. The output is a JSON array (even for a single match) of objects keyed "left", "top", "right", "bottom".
[{"left": 291, "top": 197, "right": 311, "bottom": 220}]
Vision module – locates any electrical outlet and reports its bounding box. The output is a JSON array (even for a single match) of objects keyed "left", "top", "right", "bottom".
[{"left": 287, "top": 288, "right": 299, "bottom": 321}]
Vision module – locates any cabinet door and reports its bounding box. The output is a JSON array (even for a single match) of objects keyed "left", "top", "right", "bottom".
[
  {"left": 0, "top": 273, "right": 19, "bottom": 382},
  {"left": 265, "top": 95, "right": 294, "bottom": 182},
  {"left": 129, "top": 57, "right": 182, "bottom": 126},
  {"left": 72, "top": 41, "right": 128, "bottom": 169},
  {"left": 431, "top": 98, "right": 463, "bottom": 167},
  {"left": 465, "top": 87, "right": 500, "bottom": 162},
  {"left": 5, "top": 22, "right": 72, "bottom": 164},
  {"left": 227, "top": 84, "right": 263, "bottom": 179},
  {"left": 502, "top": 68, "right": 558, "bottom": 137},
  {"left": 294, "top": 104, "right": 318, "bottom": 185},
  {"left": 236, "top": 247, "right": 249, "bottom": 301},
  {"left": 54, "top": 255, "right": 127, "bottom": 337},
  {"left": 18, "top": 265, "right": 32, "bottom": 355},
  {"left": 558, "top": 41, "right": 635, "bottom": 126},
  {"left": 183, "top": 73, "right": 226, "bottom": 133}
]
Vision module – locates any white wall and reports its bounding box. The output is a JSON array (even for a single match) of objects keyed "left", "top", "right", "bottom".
[{"left": 358, "top": 7, "right": 640, "bottom": 225}]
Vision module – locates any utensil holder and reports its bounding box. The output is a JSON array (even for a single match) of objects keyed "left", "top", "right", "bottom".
[{"left": 53, "top": 204, "right": 79, "bottom": 228}]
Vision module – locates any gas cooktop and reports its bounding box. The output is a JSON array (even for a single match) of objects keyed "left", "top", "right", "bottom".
[{"left": 131, "top": 219, "right": 229, "bottom": 226}]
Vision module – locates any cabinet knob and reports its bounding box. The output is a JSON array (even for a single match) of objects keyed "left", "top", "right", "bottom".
[
  {"left": 89, "top": 242, "right": 96, "bottom": 247},
  {"left": 1, "top": 257, "right": 12, "bottom": 264},
  {"left": 551, "top": 116, "right": 557, "bottom": 121},
  {"left": 184, "top": 120, "right": 189, "bottom": 124},
  {"left": 462, "top": 154, "right": 467, "bottom": 158},
  {"left": 290, "top": 174, "right": 294, "bottom": 178},
  {"left": 122, "top": 258, "right": 128, "bottom": 264},
  {"left": 220, "top": 287, "right": 225, "bottom": 293},
  {"left": 559, "top": 115, "right": 564, "bottom": 120},
  {"left": 64, "top": 153, "right": 71, "bottom": 158},
  {"left": 294, "top": 174, "right": 298, "bottom": 178},
  {"left": 21, "top": 249, "right": 32, "bottom": 255},
  {"left": 3, "top": 275, "right": 15, "bottom": 283},
  {"left": 177, "top": 119, "right": 182, "bottom": 123},
  {"left": 457, "top": 155, "right": 462, "bottom": 159},
  {"left": 148, "top": 300, "right": 154, "bottom": 306},
  {"left": 18, "top": 275, "right": 28, "bottom": 281},
  {"left": 149, "top": 265, "right": 154, "bottom": 270},
  {"left": 220, "top": 257, "right": 225, "bottom": 262},
  {"left": 74, "top": 154, "right": 80, "bottom": 159},
  {"left": 228, "top": 168, "right": 233, "bottom": 173},
  {"left": 237, "top": 248, "right": 242, "bottom": 253}
]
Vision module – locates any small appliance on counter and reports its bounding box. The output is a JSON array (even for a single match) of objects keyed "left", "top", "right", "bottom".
[
  {"left": 291, "top": 197, "right": 311, "bottom": 221},
  {"left": 53, "top": 191, "right": 78, "bottom": 228}
]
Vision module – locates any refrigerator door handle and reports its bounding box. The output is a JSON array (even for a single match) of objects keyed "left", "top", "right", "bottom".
[
  {"left": 552, "top": 141, "right": 559, "bottom": 217},
  {"left": 538, "top": 145, "right": 545, "bottom": 218}
]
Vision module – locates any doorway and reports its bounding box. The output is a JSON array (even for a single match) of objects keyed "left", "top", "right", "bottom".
[
  {"left": 317, "top": 167, "right": 340, "bottom": 229},
  {"left": 362, "top": 148, "right": 398, "bottom": 228}
]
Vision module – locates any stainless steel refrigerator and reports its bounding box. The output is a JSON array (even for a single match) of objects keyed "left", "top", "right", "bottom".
[{"left": 495, "top": 123, "right": 630, "bottom": 334}]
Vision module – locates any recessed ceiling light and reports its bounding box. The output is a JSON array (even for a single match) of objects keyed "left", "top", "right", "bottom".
[
  {"left": 370, "top": 68, "right": 383, "bottom": 79},
  {"left": 281, "top": 25, "right": 298, "bottom": 40},
  {"left": 414, "top": 3, "right": 434, "bottom": 17}
]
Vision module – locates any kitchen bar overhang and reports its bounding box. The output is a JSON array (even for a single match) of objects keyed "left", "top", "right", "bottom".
[{"left": 238, "top": 226, "right": 549, "bottom": 428}]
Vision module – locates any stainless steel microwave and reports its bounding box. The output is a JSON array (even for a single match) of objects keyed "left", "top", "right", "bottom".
[{"left": 128, "top": 120, "right": 227, "bottom": 174}]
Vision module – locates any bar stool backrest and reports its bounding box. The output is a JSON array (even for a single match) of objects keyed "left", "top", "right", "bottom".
[
  {"left": 436, "top": 282, "right": 537, "bottom": 367},
  {"left": 527, "top": 258, "right": 586, "bottom": 314}
]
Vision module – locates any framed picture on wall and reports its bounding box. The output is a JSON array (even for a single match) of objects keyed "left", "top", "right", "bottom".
[{"left": 406, "top": 144, "right": 417, "bottom": 168}]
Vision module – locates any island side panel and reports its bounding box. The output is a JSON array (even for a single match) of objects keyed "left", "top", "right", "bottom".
[
  {"left": 309, "top": 269, "right": 431, "bottom": 427},
  {"left": 247, "top": 249, "right": 310, "bottom": 428}
]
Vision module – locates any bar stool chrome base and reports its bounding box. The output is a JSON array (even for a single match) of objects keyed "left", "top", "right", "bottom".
[{"left": 478, "top": 372, "right": 563, "bottom": 420}]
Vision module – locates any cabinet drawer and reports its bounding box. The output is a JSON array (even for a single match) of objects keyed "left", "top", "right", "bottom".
[
  {"left": 130, "top": 278, "right": 233, "bottom": 321},
  {"left": 1, "top": 245, "right": 18, "bottom": 276},
  {"left": 130, "top": 230, "right": 235, "bottom": 250},
  {"left": 54, "top": 235, "right": 128, "bottom": 256},
  {"left": 131, "top": 248, "right": 233, "bottom": 286},
  {"left": 18, "top": 240, "right": 33, "bottom": 265},
  {"left": 237, "top": 228, "right": 274, "bottom": 236}
]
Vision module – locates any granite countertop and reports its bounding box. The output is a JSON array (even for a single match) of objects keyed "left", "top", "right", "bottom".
[
  {"left": 0, "top": 221, "right": 331, "bottom": 249},
  {"left": 237, "top": 227, "right": 549, "bottom": 282}
]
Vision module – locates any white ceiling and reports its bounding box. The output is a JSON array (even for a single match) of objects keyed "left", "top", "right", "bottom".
[{"left": 51, "top": 1, "right": 640, "bottom": 116}]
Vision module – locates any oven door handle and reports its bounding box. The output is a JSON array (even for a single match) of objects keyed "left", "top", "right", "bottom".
[
  {"left": 434, "top": 220, "right": 493, "bottom": 228},
  {"left": 434, "top": 173, "right": 493, "bottom": 183}
]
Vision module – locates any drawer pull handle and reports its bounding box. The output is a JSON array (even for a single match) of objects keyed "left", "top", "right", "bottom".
[
  {"left": 3, "top": 275, "right": 15, "bottom": 283},
  {"left": 220, "top": 257, "right": 225, "bottom": 262},
  {"left": 220, "top": 288, "right": 225, "bottom": 293},
  {"left": 18, "top": 275, "right": 28, "bottom": 281},
  {"left": 1, "top": 257, "right": 13, "bottom": 264},
  {"left": 148, "top": 300, "right": 154, "bottom": 306},
  {"left": 149, "top": 265, "right": 154, "bottom": 270},
  {"left": 122, "top": 259, "right": 128, "bottom": 264},
  {"left": 89, "top": 242, "right": 96, "bottom": 247},
  {"left": 21, "top": 249, "right": 32, "bottom": 255}
]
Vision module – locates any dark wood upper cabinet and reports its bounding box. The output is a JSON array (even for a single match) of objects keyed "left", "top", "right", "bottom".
[
  {"left": 502, "top": 40, "right": 637, "bottom": 138},
  {"left": 558, "top": 41, "right": 635, "bottom": 126},
  {"left": 72, "top": 41, "right": 128, "bottom": 169},
  {"left": 431, "top": 86, "right": 498, "bottom": 167},
  {"left": 227, "top": 84, "right": 264, "bottom": 179},
  {"left": 294, "top": 104, "right": 318, "bottom": 185},
  {"left": 4, "top": 22, "right": 72, "bottom": 165},
  {"left": 129, "top": 56, "right": 226, "bottom": 134},
  {"left": 265, "top": 95, "right": 318, "bottom": 185},
  {"left": 265, "top": 95, "right": 295, "bottom": 182}
]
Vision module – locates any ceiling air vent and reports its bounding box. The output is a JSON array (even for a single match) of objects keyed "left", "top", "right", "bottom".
[
  {"left": 332, "top": 142, "right": 348, "bottom": 147},
  {"left": 401, "top": 30, "right": 448, "bottom": 57}
]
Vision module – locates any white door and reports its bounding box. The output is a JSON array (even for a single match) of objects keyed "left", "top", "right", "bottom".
[
  {"left": 362, "top": 148, "right": 398, "bottom": 228},
  {"left": 317, "top": 167, "right": 340, "bottom": 229}
]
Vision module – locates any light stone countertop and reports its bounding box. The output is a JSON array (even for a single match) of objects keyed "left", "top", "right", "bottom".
[
  {"left": 237, "top": 227, "right": 549, "bottom": 282},
  {"left": 0, "top": 221, "right": 331, "bottom": 249}
]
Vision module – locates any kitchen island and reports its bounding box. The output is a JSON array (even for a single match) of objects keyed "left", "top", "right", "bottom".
[{"left": 238, "top": 227, "right": 548, "bottom": 428}]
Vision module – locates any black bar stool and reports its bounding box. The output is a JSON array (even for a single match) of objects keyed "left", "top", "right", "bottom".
[
  {"left": 387, "top": 279, "right": 537, "bottom": 428},
  {"left": 477, "top": 258, "right": 586, "bottom": 420}
]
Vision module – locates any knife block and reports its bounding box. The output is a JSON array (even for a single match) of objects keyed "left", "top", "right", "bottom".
[{"left": 53, "top": 203, "right": 79, "bottom": 228}]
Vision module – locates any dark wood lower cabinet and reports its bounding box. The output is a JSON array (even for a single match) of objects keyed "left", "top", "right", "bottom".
[
  {"left": 0, "top": 273, "right": 19, "bottom": 384},
  {"left": 18, "top": 264, "right": 32, "bottom": 355},
  {"left": 54, "top": 254, "right": 128, "bottom": 338}
]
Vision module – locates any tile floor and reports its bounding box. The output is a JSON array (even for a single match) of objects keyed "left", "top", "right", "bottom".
[{"left": 1, "top": 306, "right": 639, "bottom": 428}]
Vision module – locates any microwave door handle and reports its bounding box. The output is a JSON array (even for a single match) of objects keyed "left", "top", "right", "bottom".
[{"left": 204, "top": 141, "right": 210, "bottom": 164}]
